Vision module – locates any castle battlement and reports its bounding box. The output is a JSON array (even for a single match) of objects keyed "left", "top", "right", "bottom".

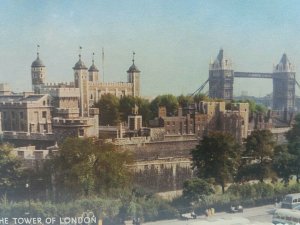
[
  {"left": 52, "top": 117, "right": 93, "bottom": 126},
  {"left": 2, "top": 131, "right": 54, "bottom": 140},
  {"left": 44, "top": 82, "right": 73, "bottom": 87},
  {"left": 41, "top": 87, "right": 80, "bottom": 97},
  {"left": 0, "top": 101, "right": 43, "bottom": 106},
  {"left": 90, "top": 81, "right": 132, "bottom": 87}
]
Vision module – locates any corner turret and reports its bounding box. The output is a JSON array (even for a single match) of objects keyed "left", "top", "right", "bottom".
[
  {"left": 88, "top": 53, "right": 99, "bottom": 82},
  {"left": 127, "top": 52, "right": 141, "bottom": 97},
  {"left": 31, "top": 45, "right": 46, "bottom": 93}
]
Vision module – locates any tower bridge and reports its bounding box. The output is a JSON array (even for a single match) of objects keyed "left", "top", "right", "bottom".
[{"left": 203, "top": 49, "right": 297, "bottom": 112}]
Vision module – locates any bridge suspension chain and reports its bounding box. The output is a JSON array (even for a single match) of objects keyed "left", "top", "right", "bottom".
[
  {"left": 295, "top": 79, "right": 300, "bottom": 89},
  {"left": 191, "top": 79, "right": 209, "bottom": 96}
]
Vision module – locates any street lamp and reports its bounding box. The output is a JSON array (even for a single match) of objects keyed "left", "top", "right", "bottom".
[{"left": 25, "top": 182, "right": 31, "bottom": 215}]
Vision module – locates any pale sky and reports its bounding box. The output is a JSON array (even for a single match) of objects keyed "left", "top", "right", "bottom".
[{"left": 1, "top": 0, "right": 300, "bottom": 98}]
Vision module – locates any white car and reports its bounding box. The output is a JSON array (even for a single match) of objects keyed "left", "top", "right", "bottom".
[{"left": 180, "top": 212, "right": 197, "bottom": 220}]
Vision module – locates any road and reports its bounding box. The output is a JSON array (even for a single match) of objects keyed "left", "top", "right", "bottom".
[{"left": 143, "top": 204, "right": 275, "bottom": 225}]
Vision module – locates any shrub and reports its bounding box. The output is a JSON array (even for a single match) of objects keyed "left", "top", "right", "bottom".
[
  {"left": 182, "top": 178, "right": 214, "bottom": 203},
  {"left": 253, "top": 183, "right": 274, "bottom": 198},
  {"left": 287, "top": 183, "right": 300, "bottom": 194},
  {"left": 226, "top": 183, "right": 256, "bottom": 199}
]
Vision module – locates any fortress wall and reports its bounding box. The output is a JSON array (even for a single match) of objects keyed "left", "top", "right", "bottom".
[
  {"left": 117, "top": 139, "right": 198, "bottom": 160},
  {"left": 117, "top": 139, "right": 198, "bottom": 192}
]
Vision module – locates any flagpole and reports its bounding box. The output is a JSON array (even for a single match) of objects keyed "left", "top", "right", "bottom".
[{"left": 102, "top": 47, "right": 104, "bottom": 82}]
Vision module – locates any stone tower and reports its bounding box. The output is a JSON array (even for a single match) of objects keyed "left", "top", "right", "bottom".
[
  {"left": 209, "top": 49, "right": 234, "bottom": 100},
  {"left": 127, "top": 52, "right": 141, "bottom": 97},
  {"left": 88, "top": 53, "right": 99, "bottom": 82},
  {"left": 73, "top": 53, "right": 89, "bottom": 117},
  {"left": 31, "top": 50, "right": 46, "bottom": 94},
  {"left": 273, "top": 53, "right": 295, "bottom": 112}
]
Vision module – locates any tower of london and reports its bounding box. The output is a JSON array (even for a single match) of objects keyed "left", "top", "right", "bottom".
[
  {"left": 0, "top": 48, "right": 141, "bottom": 147},
  {"left": 32, "top": 49, "right": 141, "bottom": 117}
]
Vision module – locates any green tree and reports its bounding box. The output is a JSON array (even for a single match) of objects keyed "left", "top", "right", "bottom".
[
  {"left": 119, "top": 95, "right": 136, "bottom": 122},
  {"left": 135, "top": 97, "right": 152, "bottom": 126},
  {"left": 177, "top": 95, "right": 193, "bottom": 108},
  {"left": 50, "top": 138, "right": 133, "bottom": 199},
  {"left": 182, "top": 178, "right": 214, "bottom": 203},
  {"left": 273, "top": 145, "right": 294, "bottom": 185},
  {"left": 0, "top": 144, "right": 22, "bottom": 196},
  {"left": 94, "top": 94, "right": 120, "bottom": 126},
  {"left": 286, "top": 114, "right": 300, "bottom": 142},
  {"left": 285, "top": 114, "right": 300, "bottom": 183},
  {"left": 193, "top": 93, "right": 208, "bottom": 104},
  {"left": 150, "top": 94, "right": 179, "bottom": 118},
  {"left": 235, "top": 99, "right": 267, "bottom": 113},
  {"left": 119, "top": 96, "right": 152, "bottom": 126},
  {"left": 242, "top": 130, "right": 275, "bottom": 182},
  {"left": 255, "top": 104, "right": 267, "bottom": 113},
  {"left": 191, "top": 131, "right": 240, "bottom": 193}
]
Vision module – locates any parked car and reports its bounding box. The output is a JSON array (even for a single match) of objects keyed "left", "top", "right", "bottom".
[
  {"left": 229, "top": 205, "right": 243, "bottom": 213},
  {"left": 132, "top": 217, "right": 142, "bottom": 225},
  {"left": 180, "top": 211, "right": 197, "bottom": 220}
]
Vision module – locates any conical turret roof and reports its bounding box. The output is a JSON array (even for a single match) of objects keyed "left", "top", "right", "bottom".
[{"left": 31, "top": 53, "right": 45, "bottom": 67}]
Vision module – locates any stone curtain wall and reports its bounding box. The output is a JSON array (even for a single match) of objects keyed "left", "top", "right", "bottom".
[
  {"left": 132, "top": 161, "right": 192, "bottom": 193},
  {"left": 118, "top": 139, "right": 198, "bottom": 192},
  {"left": 116, "top": 139, "right": 198, "bottom": 160}
]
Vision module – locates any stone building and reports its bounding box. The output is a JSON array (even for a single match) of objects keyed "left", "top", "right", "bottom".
[
  {"left": 52, "top": 108, "right": 99, "bottom": 143},
  {"left": 150, "top": 101, "right": 249, "bottom": 143},
  {"left": 0, "top": 91, "right": 55, "bottom": 148},
  {"left": 0, "top": 93, "right": 52, "bottom": 134},
  {"left": 219, "top": 103, "right": 249, "bottom": 142}
]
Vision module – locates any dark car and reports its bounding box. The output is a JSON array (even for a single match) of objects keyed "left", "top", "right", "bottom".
[{"left": 132, "top": 217, "right": 141, "bottom": 225}]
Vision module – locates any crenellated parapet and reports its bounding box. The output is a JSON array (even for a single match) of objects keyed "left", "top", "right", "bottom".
[
  {"left": 44, "top": 82, "right": 73, "bottom": 87},
  {"left": 2, "top": 131, "right": 54, "bottom": 140},
  {"left": 89, "top": 81, "right": 133, "bottom": 87},
  {"left": 41, "top": 87, "right": 80, "bottom": 97},
  {"left": 52, "top": 117, "right": 90, "bottom": 126}
]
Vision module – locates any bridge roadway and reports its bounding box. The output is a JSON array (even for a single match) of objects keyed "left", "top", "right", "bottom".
[
  {"left": 234, "top": 72, "right": 273, "bottom": 79},
  {"left": 144, "top": 204, "right": 275, "bottom": 225}
]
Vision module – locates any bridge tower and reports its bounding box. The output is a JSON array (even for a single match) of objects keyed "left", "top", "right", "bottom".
[
  {"left": 273, "top": 54, "right": 295, "bottom": 112},
  {"left": 209, "top": 49, "right": 234, "bottom": 100}
]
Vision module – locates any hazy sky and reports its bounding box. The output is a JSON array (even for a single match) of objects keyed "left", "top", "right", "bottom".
[{"left": 1, "top": 0, "right": 300, "bottom": 98}]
